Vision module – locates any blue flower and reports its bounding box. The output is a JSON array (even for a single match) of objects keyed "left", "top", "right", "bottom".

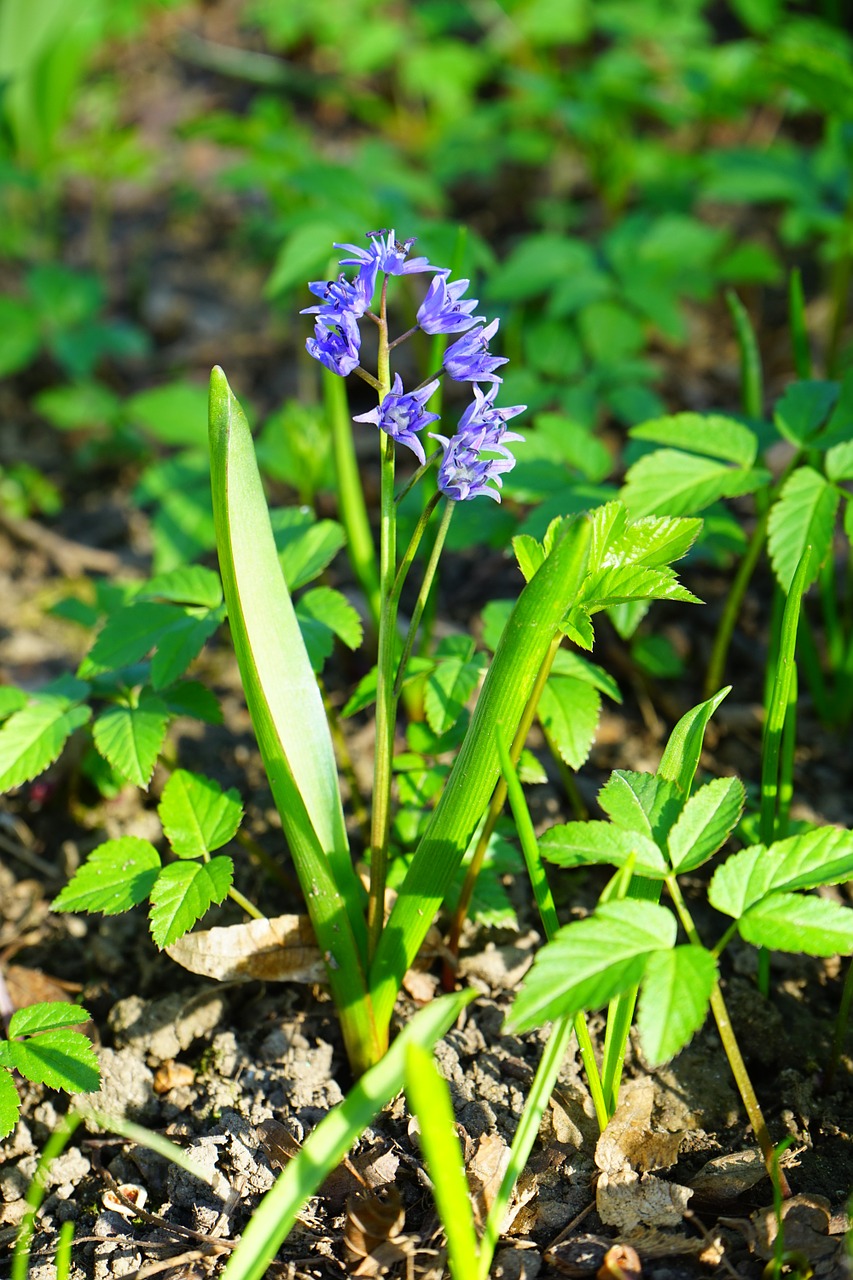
[
  {"left": 301, "top": 261, "right": 378, "bottom": 322},
  {"left": 353, "top": 374, "right": 440, "bottom": 464},
  {"left": 431, "top": 419, "right": 522, "bottom": 503},
  {"left": 442, "top": 318, "right": 508, "bottom": 383},
  {"left": 305, "top": 311, "right": 361, "bottom": 377},
  {"left": 457, "top": 383, "right": 526, "bottom": 434},
  {"left": 335, "top": 229, "right": 441, "bottom": 277},
  {"left": 416, "top": 272, "right": 482, "bottom": 336}
]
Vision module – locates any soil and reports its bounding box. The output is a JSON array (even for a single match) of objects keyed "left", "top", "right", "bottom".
[{"left": 1, "top": 7, "right": 853, "bottom": 1279}]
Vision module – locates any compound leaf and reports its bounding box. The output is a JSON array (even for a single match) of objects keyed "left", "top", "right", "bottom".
[
  {"left": 149, "top": 856, "right": 234, "bottom": 947},
  {"left": 667, "top": 776, "right": 745, "bottom": 873},
  {"left": 638, "top": 945, "right": 717, "bottom": 1066},
  {"left": 159, "top": 769, "right": 243, "bottom": 858},
  {"left": 51, "top": 837, "right": 161, "bottom": 915},
  {"left": 93, "top": 692, "right": 170, "bottom": 788},
  {"left": 739, "top": 892, "right": 853, "bottom": 956},
  {"left": 767, "top": 466, "right": 839, "bottom": 592}
]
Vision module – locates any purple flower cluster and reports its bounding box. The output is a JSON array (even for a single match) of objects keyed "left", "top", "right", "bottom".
[{"left": 302, "top": 229, "right": 524, "bottom": 501}]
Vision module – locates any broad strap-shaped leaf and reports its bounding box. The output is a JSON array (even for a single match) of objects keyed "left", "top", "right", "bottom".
[
  {"left": 540, "top": 820, "right": 668, "bottom": 877},
  {"left": 631, "top": 413, "right": 758, "bottom": 467},
  {"left": 538, "top": 675, "right": 600, "bottom": 770},
  {"left": 767, "top": 466, "right": 839, "bottom": 592},
  {"left": 8, "top": 1003, "right": 91, "bottom": 1036},
  {"left": 52, "top": 837, "right": 161, "bottom": 915},
  {"left": 506, "top": 899, "right": 677, "bottom": 1033},
  {"left": 209, "top": 369, "right": 373, "bottom": 1069},
  {"left": 0, "top": 1032, "right": 100, "bottom": 1093},
  {"left": 773, "top": 380, "right": 838, "bottom": 446},
  {"left": 159, "top": 769, "right": 243, "bottom": 858},
  {"left": 637, "top": 945, "right": 717, "bottom": 1067},
  {"left": 141, "top": 565, "right": 224, "bottom": 609},
  {"left": 92, "top": 691, "right": 170, "bottom": 788},
  {"left": 657, "top": 687, "right": 730, "bottom": 798},
  {"left": 372, "top": 516, "right": 593, "bottom": 1029},
  {"left": 621, "top": 449, "right": 767, "bottom": 519},
  {"left": 424, "top": 648, "right": 486, "bottom": 736},
  {"left": 0, "top": 676, "right": 92, "bottom": 792},
  {"left": 597, "top": 771, "right": 682, "bottom": 844},
  {"left": 709, "top": 827, "right": 853, "bottom": 918},
  {"left": 0, "top": 1067, "right": 21, "bottom": 1140},
  {"left": 149, "top": 857, "right": 234, "bottom": 947},
  {"left": 738, "top": 892, "right": 853, "bottom": 956},
  {"left": 667, "top": 776, "right": 745, "bottom": 873}
]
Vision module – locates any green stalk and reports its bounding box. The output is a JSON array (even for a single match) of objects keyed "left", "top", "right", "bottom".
[
  {"left": 665, "top": 875, "right": 790, "bottom": 1196},
  {"left": 788, "top": 268, "right": 812, "bottom": 380},
  {"left": 704, "top": 507, "right": 768, "bottom": 700},
  {"left": 13, "top": 1112, "right": 82, "bottom": 1280},
  {"left": 324, "top": 367, "right": 381, "bottom": 632},
  {"left": 726, "top": 289, "right": 763, "bottom": 420},
  {"left": 497, "top": 728, "right": 608, "bottom": 1132},
  {"left": 367, "top": 278, "right": 397, "bottom": 960},
  {"left": 393, "top": 499, "right": 454, "bottom": 698}
]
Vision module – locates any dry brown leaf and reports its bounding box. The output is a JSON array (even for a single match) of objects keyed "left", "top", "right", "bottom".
[
  {"left": 3, "top": 963, "right": 81, "bottom": 1008},
  {"left": 165, "top": 914, "right": 325, "bottom": 983},
  {"left": 687, "top": 1148, "right": 767, "bottom": 1207},
  {"left": 596, "top": 1243, "right": 641, "bottom": 1279},
  {"left": 467, "top": 1131, "right": 511, "bottom": 1225},
  {"left": 153, "top": 1060, "right": 195, "bottom": 1094},
  {"left": 596, "top": 1169, "right": 693, "bottom": 1232},
  {"left": 595, "top": 1082, "right": 682, "bottom": 1177}
]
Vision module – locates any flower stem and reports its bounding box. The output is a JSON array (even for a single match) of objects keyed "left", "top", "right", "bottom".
[
  {"left": 393, "top": 499, "right": 455, "bottom": 699},
  {"left": 368, "top": 280, "right": 396, "bottom": 960}
]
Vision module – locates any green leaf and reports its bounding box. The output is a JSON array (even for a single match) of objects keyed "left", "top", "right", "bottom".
[
  {"left": 141, "top": 565, "right": 224, "bottom": 610},
  {"left": 512, "top": 533, "right": 545, "bottom": 583},
  {"left": 1, "top": 1030, "right": 100, "bottom": 1093},
  {"left": 621, "top": 449, "right": 766, "bottom": 518},
  {"left": 709, "top": 827, "right": 853, "bottom": 918},
  {"left": 158, "top": 769, "right": 243, "bottom": 858},
  {"left": 506, "top": 899, "right": 677, "bottom": 1033},
  {"left": 148, "top": 857, "right": 233, "bottom": 947},
  {"left": 773, "top": 381, "right": 837, "bottom": 446},
  {"left": 92, "top": 691, "right": 170, "bottom": 788},
  {"left": 739, "top": 893, "right": 853, "bottom": 956},
  {"left": 583, "top": 563, "right": 701, "bottom": 612},
  {"left": 8, "top": 1003, "right": 90, "bottom": 1036},
  {"left": 424, "top": 650, "right": 486, "bottom": 736},
  {"left": 341, "top": 657, "right": 433, "bottom": 717},
  {"left": 538, "top": 675, "right": 600, "bottom": 770},
  {"left": 80, "top": 600, "right": 185, "bottom": 673},
  {"left": 539, "top": 821, "right": 669, "bottom": 878},
  {"left": 160, "top": 680, "right": 223, "bottom": 724},
  {"left": 125, "top": 380, "right": 210, "bottom": 447},
  {"left": 0, "top": 1068, "right": 21, "bottom": 1140},
  {"left": 657, "top": 687, "right": 730, "bottom": 798},
  {"left": 150, "top": 609, "right": 223, "bottom": 690},
  {"left": 631, "top": 414, "right": 758, "bottom": 467},
  {"left": 598, "top": 771, "right": 682, "bottom": 843},
  {"left": 767, "top": 467, "right": 839, "bottom": 592},
  {"left": 0, "top": 295, "right": 40, "bottom": 377},
  {"left": 825, "top": 440, "right": 853, "bottom": 483},
  {"left": 271, "top": 508, "right": 346, "bottom": 591},
  {"left": 637, "top": 946, "right": 717, "bottom": 1067},
  {"left": 0, "top": 678, "right": 92, "bottom": 792},
  {"left": 550, "top": 649, "right": 622, "bottom": 703},
  {"left": 0, "top": 686, "right": 27, "bottom": 719},
  {"left": 51, "top": 837, "right": 161, "bottom": 914},
  {"left": 667, "top": 776, "right": 745, "bottom": 873},
  {"left": 295, "top": 587, "right": 363, "bottom": 671},
  {"left": 607, "top": 513, "right": 703, "bottom": 569}
]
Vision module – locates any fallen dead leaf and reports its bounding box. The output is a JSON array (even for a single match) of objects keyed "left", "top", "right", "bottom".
[
  {"left": 468, "top": 1131, "right": 511, "bottom": 1225},
  {"left": 165, "top": 914, "right": 325, "bottom": 983}
]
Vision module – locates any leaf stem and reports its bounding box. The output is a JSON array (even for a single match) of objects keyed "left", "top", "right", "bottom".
[{"left": 227, "top": 886, "right": 265, "bottom": 920}]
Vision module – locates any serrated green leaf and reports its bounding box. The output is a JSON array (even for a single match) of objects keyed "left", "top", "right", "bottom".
[
  {"left": 773, "top": 381, "right": 838, "bottom": 446},
  {"left": 141, "top": 565, "right": 223, "bottom": 609},
  {"left": 667, "top": 776, "right": 745, "bottom": 873},
  {"left": 424, "top": 652, "right": 486, "bottom": 736},
  {"left": 621, "top": 449, "right": 766, "bottom": 518},
  {"left": 825, "top": 440, "right": 853, "bottom": 483},
  {"left": 539, "top": 820, "right": 669, "bottom": 877},
  {"left": 80, "top": 601, "right": 184, "bottom": 675},
  {"left": 637, "top": 946, "right": 717, "bottom": 1066},
  {"left": 271, "top": 508, "right": 346, "bottom": 591},
  {"left": 159, "top": 770, "right": 243, "bottom": 858},
  {"left": 4, "top": 1031, "right": 100, "bottom": 1093},
  {"left": 8, "top": 1002, "right": 90, "bottom": 1037},
  {"left": 295, "top": 587, "right": 363, "bottom": 673},
  {"left": 598, "top": 771, "right": 682, "bottom": 843},
  {"left": 538, "top": 676, "right": 600, "bottom": 770},
  {"left": 92, "top": 692, "right": 170, "bottom": 788},
  {"left": 517, "top": 748, "right": 547, "bottom": 784},
  {"left": 149, "top": 857, "right": 233, "bottom": 947},
  {"left": 550, "top": 649, "right": 622, "bottom": 702},
  {"left": 709, "top": 827, "right": 853, "bottom": 918},
  {"left": 151, "top": 608, "right": 224, "bottom": 689},
  {"left": 631, "top": 414, "right": 758, "bottom": 467},
  {"left": 583, "top": 563, "right": 701, "bottom": 612},
  {"left": 767, "top": 467, "right": 839, "bottom": 592},
  {"left": 0, "top": 1068, "right": 21, "bottom": 1140},
  {"left": 739, "top": 892, "right": 853, "bottom": 956},
  {"left": 0, "top": 687, "right": 27, "bottom": 720},
  {"left": 609, "top": 514, "right": 703, "bottom": 568},
  {"left": 506, "top": 899, "right": 677, "bottom": 1033},
  {"left": 0, "top": 684, "right": 92, "bottom": 793},
  {"left": 658, "top": 687, "right": 730, "bottom": 798},
  {"left": 52, "top": 837, "right": 161, "bottom": 914},
  {"left": 512, "top": 533, "right": 546, "bottom": 583},
  {"left": 160, "top": 681, "right": 223, "bottom": 724}
]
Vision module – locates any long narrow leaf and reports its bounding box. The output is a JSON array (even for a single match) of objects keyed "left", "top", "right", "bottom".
[
  {"left": 221, "top": 991, "right": 474, "bottom": 1280},
  {"left": 370, "top": 517, "right": 592, "bottom": 1027}
]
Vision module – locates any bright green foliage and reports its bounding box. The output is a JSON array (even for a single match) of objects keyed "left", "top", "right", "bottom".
[
  {"left": 0, "top": 676, "right": 91, "bottom": 792},
  {"left": 0, "top": 1003, "right": 100, "bottom": 1140},
  {"left": 52, "top": 772, "right": 241, "bottom": 946},
  {"left": 667, "top": 776, "right": 747, "bottom": 873},
  {"left": 767, "top": 467, "right": 839, "bottom": 592},
  {"left": 91, "top": 691, "right": 170, "bottom": 788},
  {"left": 424, "top": 637, "right": 488, "bottom": 737},
  {"left": 709, "top": 828, "right": 853, "bottom": 916},
  {"left": 637, "top": 946, "right": 718, "bottom": 1068},
  {"left": 294, "top": 587, "right": 363, "bottom": 673}
]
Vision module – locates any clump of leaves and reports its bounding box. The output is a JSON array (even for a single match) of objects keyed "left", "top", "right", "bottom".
[{"left": 0, "top": 1003, "right": 100, "bottom": 1139}]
